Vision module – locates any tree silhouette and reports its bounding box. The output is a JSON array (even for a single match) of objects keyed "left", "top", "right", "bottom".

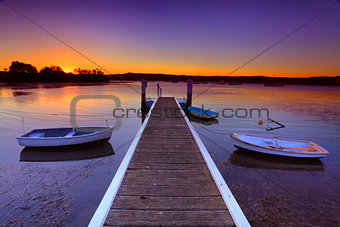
[
  {"left": 39, "top": 65, "right": 65, "bottom": 81},
  {"left": 93, "top": 68, "right": 104, "bottom": 75},
  {"left": 9, "top": 61, "right": 37, "bottom": 74},
  {"left": 74, "top": 68, "right": 103, "bottom": 75},
  {"left": 39, "top": 65, "right": 64, "bottom": 74}
]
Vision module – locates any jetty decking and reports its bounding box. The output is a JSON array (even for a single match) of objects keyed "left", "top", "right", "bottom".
[{"left": 90, "top": 97, "right": 249, "bottom": 226}]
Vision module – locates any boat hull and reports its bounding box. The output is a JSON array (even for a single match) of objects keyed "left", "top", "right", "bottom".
[
  {"left": 17, "top": 127, "right": 113, "bottom": 147},
  {"left": 188, "top": 106, "right": 219, "bottom": 119},
  {"left": 230, "top": 133, "right": 328, "bottom": 158},
  {"left": 189, "top": 111, "right": 219, "bottom": 119}
]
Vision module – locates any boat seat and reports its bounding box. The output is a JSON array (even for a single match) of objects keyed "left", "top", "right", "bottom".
[
  {"left": 64, "top": 131, "right": 76, "bottom": 137},
  {"left": 29, "top": 132, "right": 45, "bottom": 138}
]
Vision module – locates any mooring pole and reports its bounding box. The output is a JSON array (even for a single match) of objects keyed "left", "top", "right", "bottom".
[
  {"left": 186, "top": 79, "right": 193, "bottom": 108},
  {"left": 157, "top": 83, "right": 160, "bottom": 98},
  {"left": 141, "top": 79, "right": 147, "bottom": 122}
]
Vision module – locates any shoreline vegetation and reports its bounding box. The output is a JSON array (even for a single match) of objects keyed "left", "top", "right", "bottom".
[
  {"left": 1, "top": 61, "right": 339, "bottom": 85},
  {"left": 108, "top": 73, "right": 340, "bottom": 86}
]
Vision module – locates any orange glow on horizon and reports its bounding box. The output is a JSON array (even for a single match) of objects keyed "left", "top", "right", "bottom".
[
  {"left": 61, "top": 67, "right": 73, "bottom": 73},
  {"left": 1, "top": 46, "right": 339, "bottom": 78},
  {"left": 1, "top": 56, "right": 339, "bottom": 78},
  {"left": 1, "top": 0, "right": 339, "bottom": 79}
]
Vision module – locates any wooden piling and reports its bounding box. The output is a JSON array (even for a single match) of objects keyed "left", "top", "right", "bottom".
[
  {"left": 141, "top": 79, "right": 147, "bottom": 122},
  {"left": 186, "top": 79, "right": 193, "bottom": 108}
]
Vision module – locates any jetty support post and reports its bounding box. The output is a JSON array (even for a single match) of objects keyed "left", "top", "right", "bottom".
[
  {"left": 157, "top": 83, "right": 160, "bottom": 98},
  {"left": 186, "top": 79, "right": 193, "bottom": 108},
  {"left": 141, "top": 79, "right": 147, "bottom": 122}
]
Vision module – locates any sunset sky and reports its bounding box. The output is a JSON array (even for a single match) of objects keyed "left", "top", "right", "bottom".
[{"left": 0, "top": 0, "right": 339, "bottom": 77}]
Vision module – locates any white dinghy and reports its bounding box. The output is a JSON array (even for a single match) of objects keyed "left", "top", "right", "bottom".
[
  {"left": 230, "top": 133, "right": 329, "bottom": 158},
  {"left": 17, "top": 127, "right": 113, "bottom": 147}
]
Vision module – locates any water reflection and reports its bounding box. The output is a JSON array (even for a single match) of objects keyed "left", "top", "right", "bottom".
[
  {"left": 12, "top": 91, "right": 32, "bottom": 97},
  {"left": 229, "top": 149, "right": 324, "bottom": 171},
  {"left": 20, "top": 141, "right": 114, "bottom": 162},
  {"left": 1, "top": 82, "right": 110, "bottom": 90},
  {"left": 186, "top": 111, "right": 219, "bottom": 126}
]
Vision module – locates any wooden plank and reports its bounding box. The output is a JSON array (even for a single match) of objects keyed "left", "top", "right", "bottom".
[
  {"left": 139, "top": 136, "right": 196, "bottom": 142},
  {"left": 140, "top": 136, "right": 194, "bottom": 140},
  {"left": 134, "top": 148, "right": 189, "bottom": 153},
  {"left": 132, "top": 151, "right": 203, "bottom": 159},
  {"left": 101, "top": 97, "right": 237, "bottom": 227},
  {"left": 121, "top": 175, "right": 212, "bottom": 186},
  {"left": 112, "top": 196, "right": 226, "bottom": 210},
  {"left": 124, "top": 169, "right": 211, "bottom": 179},
  {"left": 136, "top": 143, "right": 199, "bottom": 150},
  {"left": 116, "top": 184, "right": 221, "bottom": 197},
  {"left": 131, "top": 152, "right": 205, "bottom": 164},
  {"left": 128, "top": 162, "right": 205, "bottom": 170},
  {"left": 104, "top": 210, "right": 234, "bottom": 226}
]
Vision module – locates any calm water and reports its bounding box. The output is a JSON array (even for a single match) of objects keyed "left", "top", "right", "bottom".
[{"left": 0, "top": 82, "right": 339, "bottom": 226}]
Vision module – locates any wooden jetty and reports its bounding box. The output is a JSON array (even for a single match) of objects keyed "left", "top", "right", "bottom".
[{"left": 89, "top": 97, "right": 249, "bottom": 227}]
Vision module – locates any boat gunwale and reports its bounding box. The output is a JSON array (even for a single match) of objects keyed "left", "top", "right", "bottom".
[
  {"left": 16, "top": 127, "right": 113, "bottom": 140},
  {"left": 230, "top": 133, "right": 329, "bottom": 155},
  {"left": 188, "top": 106, "right": 219, "bottom": 115}
]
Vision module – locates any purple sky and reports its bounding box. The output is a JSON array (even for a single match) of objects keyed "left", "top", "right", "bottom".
[{"left": 1, "top": 0, "right": 339, "bottom": 76}]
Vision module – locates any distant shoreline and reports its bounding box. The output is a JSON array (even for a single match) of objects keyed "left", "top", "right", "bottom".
[
  {"left": 0, "top": 71, "right": 339, "bottom": 86},
  {"left": 108, "top": 73, "right": 340, "bottom": 86}
]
